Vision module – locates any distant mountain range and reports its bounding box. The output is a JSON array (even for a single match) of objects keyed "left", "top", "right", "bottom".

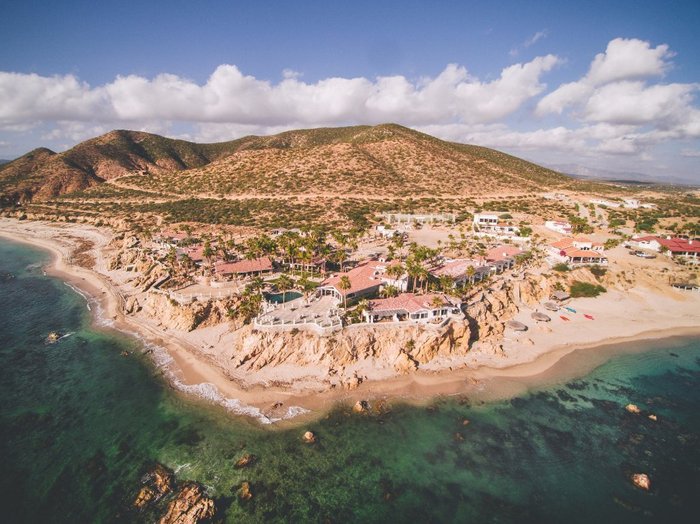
[
  {"left": 547, "top": 163, "right": 691, "bottom": 186},
  {"left": 1, "top": 124, "right": 589, "bottom": 203}
]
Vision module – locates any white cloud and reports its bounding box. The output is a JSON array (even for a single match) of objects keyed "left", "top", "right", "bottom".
[
  {"left": 536, "top": 38, "right": 675, "bottom": 116},
  {"left": 0, "top": 57, "right": 559, "bottom": 132}
]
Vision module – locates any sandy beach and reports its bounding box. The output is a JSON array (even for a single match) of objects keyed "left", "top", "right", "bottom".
[{"left": 1, "top": 217, "right": 699, "bottom": 426}]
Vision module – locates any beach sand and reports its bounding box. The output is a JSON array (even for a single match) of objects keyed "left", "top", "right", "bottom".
[{"left": 1, "top": 217, "right": 699, "bottom": 426}]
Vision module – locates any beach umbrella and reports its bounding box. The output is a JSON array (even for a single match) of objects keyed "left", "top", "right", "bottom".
[
  {"left": 531, "top": 312, "right": 551, "bottom": 322},
  {"left": 543, "top": 301, "right": 559, "bottom": 311}
]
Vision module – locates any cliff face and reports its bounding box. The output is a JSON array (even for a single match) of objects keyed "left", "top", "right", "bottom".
[{"left": 108, "top": 236, "right": 556, "bottom": 386}]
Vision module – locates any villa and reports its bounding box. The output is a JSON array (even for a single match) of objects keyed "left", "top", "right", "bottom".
[
  {"left": 214, "top": 256, "right": 274, "bottom": 278},
  {"left": 629, "top": 235, "right": 700, "bottom": 263},
  {"left": 485, "top": 245, "right": 523, "bottom": 272},
  {"left": 317, "top": 260, "right": 386, "bottom": 303},
  {"left": 430, "top": 258, "right": 491, "bottom": 286},
  {"left": 549, "top": 237, "right": 608, "bottom": 266},
  {"left": 472, "top": 212, "right": 518, "bottom": 236},
  {"left": 544, "top": 220, "right": 573, "bottom": 235},
  {"left": 362, "top": 293, "right": 462, "bottom": 324}
]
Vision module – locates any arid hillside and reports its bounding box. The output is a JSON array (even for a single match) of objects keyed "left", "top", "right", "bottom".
[{"left": 112, "top": 124, "right": 576, "bottom": 198}]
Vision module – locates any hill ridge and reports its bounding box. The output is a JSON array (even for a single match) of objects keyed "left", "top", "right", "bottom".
[{"left": 0, "top": 123, "right": 581, "bottom": 204}]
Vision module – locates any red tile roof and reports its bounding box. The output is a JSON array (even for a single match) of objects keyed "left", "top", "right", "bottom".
[
  {"left": 656, "top": 237, "right": 700, "bottom": 254},
  {"left": 215, "top": 256, "right": 273, "bottom": 275},
  {"left": 486, "top": 245, "right": 523, "bottom": 262},
  {"left": 320, "top": 260, "right": 383, "bottom": 297}
]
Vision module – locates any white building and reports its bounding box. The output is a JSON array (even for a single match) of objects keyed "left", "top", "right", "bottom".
[
  {"left": 473, "top": 212, "right": 518, "bottom": 236},
  {"left": 544, "top": 220, "right": 573, "bottom": 235}
]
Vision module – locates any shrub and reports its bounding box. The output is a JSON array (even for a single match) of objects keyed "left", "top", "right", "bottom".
[
  {"left": 589, "top": 265, "right": 607, "bottom": 279},
  {"left": 552, "top": 263, "right": 570, "bottom": 272},
  {"left": 570, "top": 281, "right": 606, "bottom": 298}
]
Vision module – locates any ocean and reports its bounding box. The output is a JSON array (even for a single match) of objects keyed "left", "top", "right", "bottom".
[{"left": 0, "top": 238, "right": 698, "bottom": 523}]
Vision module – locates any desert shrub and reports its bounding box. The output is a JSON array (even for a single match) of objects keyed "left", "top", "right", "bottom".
[
  {"left": 570, "top": 281, "right": 606, "bottom": 298},
  {"left": 552, "top": 263, "right": 570, "bottom": 272},
  {"left": 589, "top": 265, "right": 607, "bottom": 279}
]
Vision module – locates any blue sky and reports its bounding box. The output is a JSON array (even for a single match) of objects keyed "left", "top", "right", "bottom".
[{"left": 1, "top": 0, "right": 699, "bottom": 182}]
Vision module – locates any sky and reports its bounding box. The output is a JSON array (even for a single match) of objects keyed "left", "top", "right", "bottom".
[{"left": 1, "top": 0, "right": 699, "bottom": 182}]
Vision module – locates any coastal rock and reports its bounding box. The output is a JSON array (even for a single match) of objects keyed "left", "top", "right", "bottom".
[
  {"left": 158, "top": 482, "right": 215, "bottom": 524},
  {"left": 45, "top": 331, "right": 61, "bottom": 344},
  {"left": 302, "top": 431, "right": 317, "bottom": 444},
  {"left": 625, "top": 404, "right": 641, "bottom": 414},
  {"left": 238, "top": 481, "right": 253, "bottom": 501},
  {"left": 353, "top": 400, "right": 370, "bottom": 414},
  {"left": 125, "top": 296, "right": 141, "bottom": 314},
  {"left": 133, "top": 463, "right": 174, "bottom": 509},
  {"left": 631, "top": 473, "right": 651, "bottom": 491},
  {"left": 394, "top": 351, "right": 418, "bottom": 373},
  {"left": 234, "top": 453, "right": 257, "bottom": 469},
  {"left": 648, "top": 414, "right": 658, "bottom": 421}
]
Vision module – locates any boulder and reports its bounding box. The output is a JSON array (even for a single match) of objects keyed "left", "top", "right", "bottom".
[
  {"left": 353, "top": 400, "right": 370, "bottom": 414},
  {"left": 302, "top": 431, "right": 317, "bottom": 444},
  {"left": 631, "top": 473, "right": 651, "bottom": 491},
  {"left": 234, "top": 453, "right": 257, "bottom": 469},
  {"left": 159, "top": 482, "right": 215, "bottom": 524},
  {"left": 648, "top": 414, "right": 658, "bottom": 422},
  {"left": 238, "top": 481, "right": 253, "bottom": 501},
  {"left": 625, "top": 404, "right": 641, "bottom": 414},
  {"left": 133, "top": 463, "right": 174, "bottom": 509}
]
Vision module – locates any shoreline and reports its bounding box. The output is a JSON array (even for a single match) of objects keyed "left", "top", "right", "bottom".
[{"left": 1, "top": 220, "right": 700, "bottom": 428}]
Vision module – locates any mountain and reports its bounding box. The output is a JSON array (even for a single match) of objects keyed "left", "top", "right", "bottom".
[
  {"left": 0, "top": 130, "right": 244, "bottom": 203},
  {"left": 1, "top": 124, "right": 581, "bottom": 204},
  {"left": 548, "top": 162, "right": 692, "bottom": 186}
]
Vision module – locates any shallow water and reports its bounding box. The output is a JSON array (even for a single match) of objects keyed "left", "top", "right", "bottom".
[{"left": 0, "top": 239, "right": 698, "bottom": 523}]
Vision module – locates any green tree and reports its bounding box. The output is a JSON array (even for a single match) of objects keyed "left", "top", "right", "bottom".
[{"left": 338, "top": 275, "right": 352, "bottom": 309}]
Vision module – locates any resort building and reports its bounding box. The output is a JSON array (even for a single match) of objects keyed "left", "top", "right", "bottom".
[
  {"left": 485, "top": 245, "right": 524, "bottom": 272},
  {"left": 472, "top": 212, "right": 518, "bottom": 236},
  {"left": 549, "top": 237, "right": 608, "bottom": 266},
  {"left": 544, "top": 220, "right": 573, "bottom": 235},
  {"left": 154, "top": 230, "right": 188, "bottom": 247},
  {"left": 214, "top": 256, "right": 274, "bottom": 278},
  {"left": 429, "top": 258, "right": 491, "bottom": 286},
  {"left": 629, "top": 236, "right": 700, "bottom": 263},
  {"left": 361, "top": 293, "right": 462, "bottom": 324},
  {"left": 317, "top": 260, "right": 387, "bottom": 303},
  {"left": 376, "top": 224, "right": 398, "bottom": 238}
]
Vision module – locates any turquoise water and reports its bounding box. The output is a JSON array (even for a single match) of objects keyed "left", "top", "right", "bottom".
[
  {"left": 0, "top": 238, "right": 698, "bottom": 523},
  {"left": 266, "top": 291, "right": 303, "bottom": 304}
]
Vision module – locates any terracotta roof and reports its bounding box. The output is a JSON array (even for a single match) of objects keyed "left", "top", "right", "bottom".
[
  {"left": 368, "top": 293, "right": 453, "bottom": 314},
  {"left": 565, "top": 249, "right": 605, "bottom": 259},
  {"left": 183, "top": 246, "right": 205, "bottom": 262},
  {"left": 632, "top": 235, "right": 658, "bottom": 242},
  {"left": 486, "top": 245, "right": 523, "bottom": 262},
  {"left": 551, "top": 238, "right": 575, "bottom": 250},
  {"left": 430, "top": 259, "right": 484, "bottom": 279},
  {"left": 656, "top": 237, "right": 700, "bottom": 254},
  {"left": 215, "top": 256, "right": 273, "bottom": 275},
  {"left": 320, "top": 260, "right": 383, "bottom": 297}
]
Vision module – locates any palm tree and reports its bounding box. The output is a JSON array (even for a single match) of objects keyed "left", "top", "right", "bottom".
[
  {"left": 276, "top": 273, "right": 294, "bottom": 306},
  {"left": 465, "top": 265, "right": 477, "bottom": 284},
  {"left": 438, "top": 274, "right": 454, "bottom": 294},
  {"left": 381, "top": 284, "right": 399, "bottom": 298},
  {"left": 338, "top": 275, "right": 351, "bottom": 310}
]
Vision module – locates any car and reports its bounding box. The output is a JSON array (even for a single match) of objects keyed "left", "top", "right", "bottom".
[{"left": 634, "top": 251, "right": 656, "bottom": 259}]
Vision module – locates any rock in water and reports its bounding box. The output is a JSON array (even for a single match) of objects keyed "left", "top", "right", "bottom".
[
  {"left": 234, "top": 453, "right": 257, "bottom": 469},
  {"left": 631, "top": 473, "right": 651, "bottom": 491},
  {"left": 302, "top": 431, "right": 317, "bottom": 444},
  {"left": 625, "top": 403, "right": 641, "bottom": 414},
  {"left": 45, "top": 331, "right": 61, "bottom": 344},
  {"left": 648, "top": 414, "right": 658, "bottom": 421},
  {"left": 238, "top": 481, "right": 253, "bottom": 501},
  {"left": 133, "top": 463, "right": 174, "bottom": 509},
  {"left": 159, "top": 482, "right": 215, "bottom": 524}
]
